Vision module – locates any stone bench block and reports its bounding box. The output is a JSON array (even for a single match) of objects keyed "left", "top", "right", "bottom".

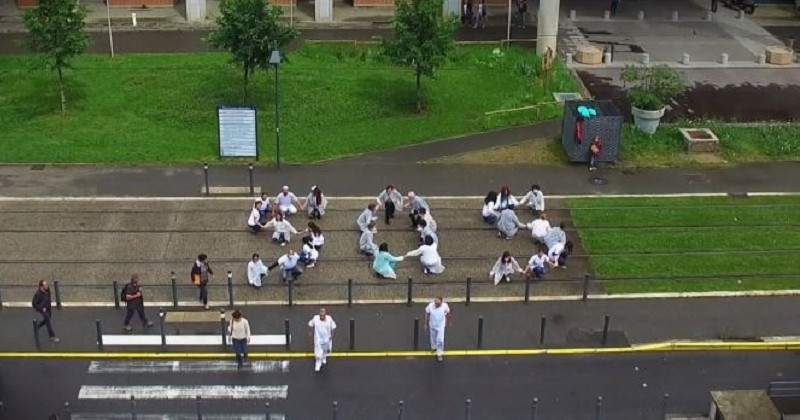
[
  {"left": 575, "top": 45, "right": 603, "bottom": 65},
  {"left": 765, "top": 46, "right": 793, "bottom": 65}
]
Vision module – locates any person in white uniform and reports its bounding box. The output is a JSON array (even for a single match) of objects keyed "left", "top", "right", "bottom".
[
  {"left": 406, "top": 235, "right": 445, "bottom": 274},
  {"left": 308, "top": 307, "right": 337, "bottom": 372},
  {"left": 489, "top": 251, "right": 524, "bottom": 285},
  {"left": 519, "top": 184, "right": 545, "bottom": 216},
  {"left": 424, "top": 296, "right": 452, "bottom": 362},
  {"left": 527, "top": 213, "right": 551, "bottom": 243},
  {"left": 246, "top": 253, "right": 268, "bottom": 287},
  {"left": 275, "top": 186, "right": 303, "bottom": 216}
]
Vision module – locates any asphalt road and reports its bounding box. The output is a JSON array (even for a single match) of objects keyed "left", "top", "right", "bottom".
[{"left": 1, "top": 352, "right": 798, "bottom": 419}]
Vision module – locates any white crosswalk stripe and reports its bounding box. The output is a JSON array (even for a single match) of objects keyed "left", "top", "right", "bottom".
[
  {"left": 78, "top": 385, "right": 289, "bottom": 400},
  {"left": 101, "top": 334, "right": 288, "bottom": 346},
  {"left": 70, "top": 414, "right": 285, "bottom": 420},
  {"left": 88, "top": 360, "right": 290, "bottom": 374}
]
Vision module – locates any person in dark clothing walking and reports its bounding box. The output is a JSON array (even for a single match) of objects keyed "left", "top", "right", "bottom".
[
  {"left": 610, "top": 0, "right": 620, "bottom": 16},
  {"left": 122, "top": 274, "right": 154, "bottom": 332},
  {"left": 191, "top": 253, "right": 213, "bottom": 310},
  {"left": 32, "top": 280, "right": 59, "bottom": 343}
]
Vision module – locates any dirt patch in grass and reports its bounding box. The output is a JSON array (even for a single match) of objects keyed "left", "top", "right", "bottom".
[{"left": 426, "top": 137, "right": 567, "bottom": 165}]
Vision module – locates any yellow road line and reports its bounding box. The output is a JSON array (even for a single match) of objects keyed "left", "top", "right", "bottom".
[{"left": 1, "top": 341, "right": 800, "bottom": 359}]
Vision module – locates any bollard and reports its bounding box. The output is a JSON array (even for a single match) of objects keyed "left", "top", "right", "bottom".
[
  {"left": 220, "top": 309, "right": 227, "bottom": 347},
  {"left": 0, "top": 289, "right": 4, "bottom": 310},
  {"left": 565, "top": 53, "right": 574, "bottom": 65},
  {"left": 477, "top": 317, "right": 484, "bottom": 349},
  {"left": 595, "top": 396, "right": 603, "bottom": 420},
  {"left": 531, "top": 397, "right": 539, "bottom": 420},
  {"left": 671, "top": 10, "right": 678, "bottom": 21},
  {"left": 406, "top": 278, "right": 413, "bottom": 307},
  {"left": 95, "top": 319, "right": 104, "bottom": 351},
  {"left": 603, "top": 10, "right": 610, "bottom": 20},
  {"left": 113, "top": 280, "right": 121, "bottom": 309},
  {"left": 130, "top": 395, "right": 137, "bottom": 419},
  {"left": 265, "top": 402, "right": 271, "bottom": 420},
  {"left": 465, "top": 399, "right": 472, "bottom": 420},
  {"left": 465, "top": 277, "right": 472, "bottom": 306},
  {"left": 682, "top": 53, "right": 690, "bottom": 65},
  {"left": 32, "top": 319, "right": 41, "bottom": 350},
  {"left": 64, "top": 401, "right": 71, "bottom": 419},
  {"left": 413, "top": 318, "right": 420, "bottom": 350},
  {"left": 248, "top": 163, "right": 255, "bottom": 196},
  {"left": 603, "top": 52, "right": 612, "bottom": 64},
  {"left": 758, "top": 53, "right": 766, "bottom": 65},
  {"left": 539, "top": 316, "right": 547, "bottom": 346},
  {"left": 53, "top": 280, "right": 62, "bottom": 309},
  {"left": 705, "top": 10, "right": 713, "bottom": 21},
  {"left": 203, "top": 163, "right": 210, "bottom": 196},
  {"left": 582, "top": 273, "right": 590, "bottom": 302},
  {"left": 284, "top": 319, "right": 291, "bottom": 351},
  {"left": 159, "top": 309, "right": 166, "bottom": 350},
  {"left": 637, "top": 10, "right": 644, "bottom": 20},
  {"left": 569, "top": 9, "right": 576, "bottom": 20},
  {"left": 737, "top": 9, "right": 744, "bottom": 19},
  {"left": 196, "top": 395, "right": 202, "bottom": 419},
  {"left": 171, "top": 272, "right": 178, "bottom": 308},
  {"left": 347, "top": 279, "right": 353, "bottom": 307},
  {"left": 131, "top": 12, "right": 137, "bottom": 26},
  {"left": 720, "top": 53, "right": 729, "bottom": 65},
  {"left": 397, "top": 400, "right": 404, "bottom": 420},
  {"left": 661, "top": 393, "right": 670, "bottom": 419},
  {"left": 524, "top": 276, "right": 531, "bottom": 304},
  {"left": 641, "top": 53, "right": 650, "bottom": 65},
  {"left": 349, "top": 319, "right": 355, "bottom": 350},
  {"left": 601, "top": 314, "right": 610, "bottom": 346},
  {"left": 288, "top": 280, "right": 294, "bottom": 307},
  {"left": 227, "top": 271, "right": 234, "bottom": 307},
  {"left": 332, "top": 401, "right": 338, "bottom": 420}
]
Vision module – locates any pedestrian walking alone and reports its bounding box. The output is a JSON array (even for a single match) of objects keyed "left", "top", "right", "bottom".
[
  {"left": 308, "top": 307, "right": 337, "bottom": 372},
  {"left": 228, "top": 309, "right": 251, "bottom": 369},
  {"left": 424, "top": 296, "right": 452, "bottom": 361},
  {"left": 191, "top": 253, "right": 213, "bottom": 310},
  {"left": 122, "top": 274, "right": 154, "bottom": 332},
  {"left": 32, "top": 280, "right": 59, "bottom": 343}
]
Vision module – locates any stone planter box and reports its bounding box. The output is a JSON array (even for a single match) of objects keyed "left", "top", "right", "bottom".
[
  {"left": 765, "top": 46, "right": 793, "bottom": 65},
  {"left": 575, "top": 45, "right": 603, "bottom": 65},
  {"left": 679, "top": 128, "right": 719, "bottom": 153}
]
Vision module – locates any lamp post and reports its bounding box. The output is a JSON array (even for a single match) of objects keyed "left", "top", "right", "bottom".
[
  {"left": 269, "top": 49, "right": 282, "bottom": 170},
  {"left": 106, "top": 0, "right": 115, "bottom": 57}
]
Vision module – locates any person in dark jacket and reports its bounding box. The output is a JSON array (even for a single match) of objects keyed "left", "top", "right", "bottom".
[
  {"left": 122, "top": 274, "right": 154, "bottom": 332},
  {"left": 32, "top": 280, "right": 59, "bottom": 343},
  {"left": 191, "top": 254, "right": 213, "bottom": 310}
]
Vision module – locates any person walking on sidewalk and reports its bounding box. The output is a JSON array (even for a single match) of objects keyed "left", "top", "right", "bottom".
[
  {"left": 589, "top": 136, "right": 603, "bottom": 171},
  {"left": 609, "top": 0, "right": 620, "bottom": 16},
  {"left": 308, "top": 307, "right": 336, "bottom": 372},
  {"left": 31, "top": 280, "right": 59, "bottom": 343},
  {"left": 376, "top": 184, "right": 404, "bottom": 225},
  {"left": 473, "top": 0, "right": 487, "bottom": 28},
  {"left": 122, "top": 274, "right": 154, "bottom": 332},
  {"left": 425, "top": 296, "right": 452, "bottom": 362},
  {"left": 191, "top": 253, "right": 213, "bottom": 310},
  {"left": 228, "top": 309, "right": 251, "bottom": 369}
]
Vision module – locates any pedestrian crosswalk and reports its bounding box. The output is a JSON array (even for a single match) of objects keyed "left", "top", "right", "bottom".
[
  {"left": 71, "top": 360, "right": 290, "bottom": 419},
  {"left": 101, "top": 334, "right": 288, "bottom": 346}
]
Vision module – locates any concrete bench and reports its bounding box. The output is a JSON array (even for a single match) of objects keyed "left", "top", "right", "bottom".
[
  {"left": 765, "top": 46, "right": 793, "bottom": 65},
  {"left": 575, "top": 45, "right": 603, "bottom": 65}
]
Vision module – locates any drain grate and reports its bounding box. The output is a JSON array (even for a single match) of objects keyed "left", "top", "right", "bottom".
[{"left": 30, "top": 164, "right": 46, "bottom": 170}]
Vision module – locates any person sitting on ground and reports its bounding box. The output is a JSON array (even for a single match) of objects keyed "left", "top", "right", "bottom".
[
  {"left": 519, "top": 184, "right": 545, "bottom": 216},
  {"left": 306, "top": 222, "right": 325, "bottom": 251},
  {"left": 494, "top": 186, "right": 519, "bottom": 212},
  {"left": 589, "top": 136, "right": 603, "bottom": 171},
  {"left": 489, "top": 251, "right": 524, "bottom": 285},
  {"left": 418, "top": 219, "right": 439, "bottom": 245},
  {"left": 528, "top": 213, "right": 551, "bottom": 243},
  {"left": 265, "top": 212, "right": 299, "bottom": 246},
  {"left": 405, "top": 191, "right": 430, "bottom": 229},
  {"left": 376, "top": 184, "right": 404, "bottom": 225},
  {"left": 482, "top": 191, "right": 500, "bottom": 225},
  {"left": 247, "top": 253, "right": 268, "bottom": 288},
  {"left": 268, "top": 249, "right": 303, "bottom": 282},
  {"left": 524, "top": 247, "right": 551, "bottom": 280},
  {"left": 247, "top": 201, "right": 267, "bottom": 233},
  {"left": 359, "top": 221, "right": 379, "bottom": 257},
  {"left": 497, "top": 205, "right": 527, "bottom": 240},
  {"left": 373, "top": 242, "right": 404, "bottom": 279},
  {"left": 299, "top": 236, "right": 319, "bottom": 268},
  {"left": 405, "top": 235, "right": 445, "bottom": 275},
  {"left": 548, "top": 240, "right": 574, "bottom": 269},
  {"left": 258, "top": 192, "right": 272, "bottom": 221},
  {"left": 357, "top": 203, "right": 378, "bottom": 233},
  {"left": 305, "top": 185, "right": 328, "bottom": 220},
  {"left": 543, "top": 221, "right": 567, "bottom": 250},
  {"left": 417, "top": 207, "right": 437, "bottom": 232},
  {"left": 275, "top": 185, "right": 303, "bottom": 216}
]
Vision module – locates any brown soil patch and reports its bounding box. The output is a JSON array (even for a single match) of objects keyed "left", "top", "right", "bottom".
[{"left": 426, "top": 137, "right": 567, "bottom": 165}]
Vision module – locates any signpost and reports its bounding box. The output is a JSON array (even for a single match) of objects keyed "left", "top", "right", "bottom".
[{"left": 217, "top": 106, "right": 258, "bottom": 159}]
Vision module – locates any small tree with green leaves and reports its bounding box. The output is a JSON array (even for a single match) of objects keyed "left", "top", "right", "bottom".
[
  {"left": 23, "top": 0, "right": 90, "bottom": 114},
  {"left": 620, "top": 64, "right": 685, "bottom": 111},
  {"left": 208, "top": 0, "right": 298, "bottom": 102},
  {"left": 382, "top": 0, "right": 457, "bottom": 113}
]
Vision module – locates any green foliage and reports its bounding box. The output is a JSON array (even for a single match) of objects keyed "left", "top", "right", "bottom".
[
  {"left": 620, "top": 64, "right": 685, "bottom": 111},
  {"left": 22, "top": 0, "right": 89, "bottom": 113},
  {"left": 207, "top": 0, "right": 298, "bottom": 102},
  {"left": 382, "top": 0, "right": 457, "bottom": 112}
]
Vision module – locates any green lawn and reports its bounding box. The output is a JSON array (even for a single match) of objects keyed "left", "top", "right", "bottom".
[
  {"left": 0, "top": 43, "right": 576, "bottom": 164},
  {"left": 568, "top": 196, "right": 800, "bottom": 293}
]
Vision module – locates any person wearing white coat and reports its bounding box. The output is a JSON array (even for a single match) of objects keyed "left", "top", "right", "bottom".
[
  {"left": 265, "top": 213, "right": 299, "bottom": 245},
  {"left": 246, "top": 253, "right": 268, "bottom": 287},
  {"left": 308, "top": 308, "right": 336, "bottom": 372},
  {"left": 406, "top": 236, "right": 445, "bottom": 274},
  {"left": 305, "top": 186, "right": 328, "bottom": 220},
  {"left": 497, "top": 206, "right": 527, "bottom": 239},
  {"left": 519, "top": 184, "right": 545, "bottom": 216},
  {"left": 489, "top": 251, "right": 524, "bottom": 285}
]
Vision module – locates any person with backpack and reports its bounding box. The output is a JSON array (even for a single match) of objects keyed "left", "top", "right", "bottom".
[
  {"left": 122, "top": 274, "right": 154, "bottom": 332},
  {"left": 191, "top": 253, "right": 213, "bottom": 310},
  {"left": 32, "top": 280, "right": 59, "bottom": 343}
]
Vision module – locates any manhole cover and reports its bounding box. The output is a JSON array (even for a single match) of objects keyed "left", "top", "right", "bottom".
[
  {"left": 30, "top": 164, "right": 45, "bottom": 170},
  {"left": 590, "top": 176, "right": 607, "bottom": 185}
]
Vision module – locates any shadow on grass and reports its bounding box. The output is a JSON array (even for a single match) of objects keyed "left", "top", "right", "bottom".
[
  {"left": 3, "top": 70, "right": 88, "bottom": 119},
  {"left": 355, "top": 73, "right": 418, "bottom": 117}
]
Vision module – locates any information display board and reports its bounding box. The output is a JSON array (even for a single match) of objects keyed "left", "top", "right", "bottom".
[{"left": 217, "top": 106, "right": 258, "bottom": 158}]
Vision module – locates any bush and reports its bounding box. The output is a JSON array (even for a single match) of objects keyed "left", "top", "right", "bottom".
[{"left": 620, "top": 64, "right": 685, "bottom": 111}]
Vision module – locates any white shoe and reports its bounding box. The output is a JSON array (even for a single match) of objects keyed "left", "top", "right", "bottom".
[
  {"left": 314, "top": 361, "right": 321, "bottom": 372},
  {"left": 322, "top": 358, "right": 327, "bottom": 365},
  {"left": 307, "top": 263, "right": 315, "bottom": 268}
]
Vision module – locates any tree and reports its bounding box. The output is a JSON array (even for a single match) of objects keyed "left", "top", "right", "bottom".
[
  {"left": 382, "top": 0, "right": 456, "bottom": 113},
  {"left": 23, "top": 0, "right": 90, "bottom": 114},
  {"left": 208, "top": 0, "right": 298, "bottom": 102}
]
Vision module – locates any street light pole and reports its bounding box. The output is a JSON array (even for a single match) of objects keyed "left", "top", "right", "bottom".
[
  {"left": 269, "top": 49, "right": 282, "bottom": 170},
  {"left": 106, "top": 0, "right": 115, "bottom": 57}
]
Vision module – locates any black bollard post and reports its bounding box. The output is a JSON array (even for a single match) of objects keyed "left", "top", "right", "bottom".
[
  {"left": 64, "top": 401, "right": 71, "bottom": 419},
  {"left": 465, "top": 277, "right": 471, "bottom": 306},
  {"left": 284, "top": 319, "right": 291, "bottom": 351},
  {"left": 113, "top": 280, "right": 120, "bottom": 309},
  {"left": 227, "top": 271, "right": 234, "bottom": 307},
  {"left": 413, "top": 318, "right": 419, "bottom": 351},
  {"left": 477, "top": 317, "right": 484, "bottom": 349},
  {"left": 661, "top": 393, "right": 670, "bottom": 419},
  {"left": 582, "top": 273, "right": 590, "bottom": 302},
  {"left": 524, "top": 276, "right": 531, "bottom": 304},
  {"left": 170, "top": 272, "right": 178, "bottom": 308},
  {"left": 196, "top": 395, "right": 202, "bottom": 420},
  {"left": 32, "top": 319, "right": 41, "bottom": 350},
  {"left": 464, "top": 399, "right": 472, "bottom": 420},
  {"left": 332, "top": 401, "right": 338, "bottom": 420},
  {"left": 265, "top": 402, "right": 271, "bottom": 420},
  {"left": 539, "top": 316, "right": 547, "bottom": 347},
  {"left": 347, "top": 279, "right": 353, "bottom": 307},
  {"left": 397, "top": 400, "right": 404, "bottom": 420},
  {"left": 531, "top": 397, "right": 539, "bottom": 420},
  {"left": 220, "top": 309, "right": 227, "bottom": 347},
  {"left": 130, "top": 395, "right": 136, "bottom": 420},
  {"left": 288, "top": 280, "right": 294, "bottom": 307},
  {"left": 95, "top": 319, "right": 104, "bottom": 351},
  {"left": 159, "top": 309, "right": 166, "bottom": 350},
  {"left": 349, "top": 319, "right": 355, "bottom": 351},
  {"left": 595, "top": 396, "right": 603, "bottom": 420},
  {"left": 601, "top": 315, "right": 610, "bottom": 346},
  {"left": 248, "top": 163, "right": 255, "bottom": 196},
  {"left": 0, "top": 289, "right": 4, "bottom": 310},
  {"left": 203, "top": 163, "right": 210, "bottom": 196},
  {"left": 406, "top": 278, "right": 413, "bottom": 307},
  {"left": 54, "top": 280, "right": 62, "bottom": 309}
]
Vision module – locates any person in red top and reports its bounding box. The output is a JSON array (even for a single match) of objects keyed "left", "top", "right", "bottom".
[{"left": 589, "top": 136, "right": 603, "bottom": 171}]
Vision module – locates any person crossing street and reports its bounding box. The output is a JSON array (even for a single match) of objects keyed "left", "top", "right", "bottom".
[
  {"left": 308, "top": 307, "right": 337, "bottom": 372},
  {"left": 122, "top": 274, "right": 154, "bottom": 332},
  {"left": 31, "top": 280, "right": 59, "bottom": 343},
  {"left": 424, "top": 296, "right": 452, "bottom": 362}
]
